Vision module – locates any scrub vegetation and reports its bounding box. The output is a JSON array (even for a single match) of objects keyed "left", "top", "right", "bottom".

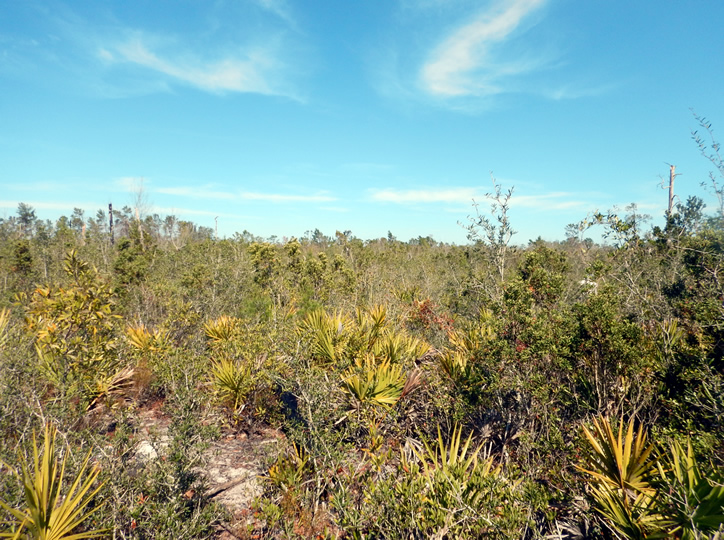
[{"left": 1, "top": 127, "right": 724, "bottom": 539}]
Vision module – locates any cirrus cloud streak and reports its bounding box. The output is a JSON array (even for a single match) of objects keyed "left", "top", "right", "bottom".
[
  {"left": 99, "top": 33, "right": 293, "bottom": 97},
  {"left": 420, "top": 0, "right": 547, "bottom": 97},
  {"left": 156, "top": 185, "right": 335, "bottom": 203}
]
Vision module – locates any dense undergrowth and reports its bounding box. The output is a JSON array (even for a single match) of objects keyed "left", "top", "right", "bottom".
[{"left": 1, "top": 167, "right": 724, "bottom": 538}]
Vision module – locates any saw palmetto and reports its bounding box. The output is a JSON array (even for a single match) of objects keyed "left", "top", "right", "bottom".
[{"left": 0, "top": 424, "right": 106, "bottom": 540}]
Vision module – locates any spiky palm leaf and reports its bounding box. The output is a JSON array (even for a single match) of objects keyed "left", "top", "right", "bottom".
[
  {"left": 409, "top": 424, "right": 502, "bottom": 514},
  {"left": 439, "top": 350, "right": 469, "bottom": 380},
  {"left": 357, "top": 305, "right": 388, "bottom": 350},
  {"left": 85, "top": 365, "right": 136, "bottom": 411},
  {"left": 0, "top": 424, "right": 106, "bottom": 540},
  {"left": 576, "top": 416, "right": 657, "bottom": 497},
  {"left": 267, "top": 443, "right": 309, "bottom": 492},
  {"left": 590, "top": 486, "right": 669, "bottom": 540},
  {"left": 447, "top": 310, "right": 495, "bottom": 356},
  {"left": 416, "top": 424, "right": 482, "bottom": 475},
  {"left": 342, "top": 355, "right": 406, "bottom": 410},
  {"left": 126, "top": 324, "right": 170, "bottom": 353},
  {"left": 0, "top": 307, "right": 10, "bottom": 351},
  {"left": 374, "top": 331, "right": 429, "bottom": 364},
  {"left": 656, "top": 439, "right": 724, "bottom": 539},
  {"left": 211, "top": 358, "right": 250, "bottom": 410},
  {"left": 203, "top": 315, "right": 239, "bottom": 344},
  {"left": 577, "top": 416, "right": 669, "bottom": 539},
  {"left": 299, "top": 309, "right": 350, "bottom": 365},
  {"left": 125, "top": 324, "right": 154, "bottom": 351}
]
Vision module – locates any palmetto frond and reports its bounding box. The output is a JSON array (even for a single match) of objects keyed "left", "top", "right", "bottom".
[
  {"left": 126, "top": 324, "right": 171, "bottom": 353},
  {"left": 0, "top": 424, "right": 106, "bottom": 540},
  {"left": 0, "top": 307, "right": 10, "bottom": 351},
  {"left": 342, "top": 355, "right": 406, "bottom": 410},
  {"left": 576, "top": 416, "right": 656, "bottom": 497},
  {"left": 372, "top": 332, "right": 429, "bottom": 364},
  {"left": 416, "top": 424, "right": 481, "bottom": 475},
  {"left": 211, "top": 357, "right": 250, "bottom": 410},
  {"left": 590, "top": 485, "right": 669, "bottom": 540},
  {"left": 299, "top": 309, "right": 351, "bottom": 365},
  {"left": 656, "top": 439, "right": 724, "bottom": 539},
  {"left": 203, "top": 315, "right": 239, "bottom": 344},
  {"left": 357, "top": 304, "right": 387, "bottom": 350}
]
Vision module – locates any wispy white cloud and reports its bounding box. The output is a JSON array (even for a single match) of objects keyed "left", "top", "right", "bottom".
[
  {"left": 370, "top": 186, "right": 601, "bottom": 213},
  {"left": 155, "top": 185, "right": 335, "bottom": 203},
  {"left": 253, "top": 0, "right": 296, "bottom": 27},
  {"left": 2, "top": 181, "right": 68, "bottom": 192},
  {"left": 545, "top": 82, "right": 620, "bottom": 101},
  {"left": 510, "top": 193, "right": 590, "bottom": 211},
  {"left": 100, "top": 33, "right": 292, "bottom": 96},
  {"left": 156, "top": 186, "right": 236, "bottom": 200},
  {"left": 114, "top": 176, "right": 148, "bottom": 192},
  {"left": 420, "top": 0, "right": 547, "bottom": 97},
  {"left": 240, "top": 191, "right": 335, "bottom": 202}
]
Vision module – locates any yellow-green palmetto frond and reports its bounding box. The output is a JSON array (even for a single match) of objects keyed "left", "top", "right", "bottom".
[
  {"left": 590, "top": 485, "right": 669, "bottom": 540},
  {"left": 576, "top": 416, "right": 657, "bottom": 497},
  {"left": 299, "top": 309, "right": 351, "bottom": 365},
  {"left": 267, "top": 442, "right": 309, "bottom": 492},
  {"left": 0, "top": 424, "right": 106, "bottom": 540},
  {"left": 439, "top": 350, "right": 469, "bottom": 380},
  {"left": 342, "top": 355, "right": 406, "bottom": 410},
  {"left": 356, "top": 305, "right": 388, "bottom": 350},
  {"left": 203, "top": 315, "right": 239, "bottom": 344},
  {"left": 372, "top": 332, "right": 429, "bottom": 364},
  {"left": 415, "top": 424, "right": 498, "bottom": 478},
  {"left": 447, "top": 310, "right": 495, "bottom": 357},
  {"left": 125, "top": 324, "right": 154, "bottom": 351},
  {"left": 0, "top": 307, "right": 10, "bottom": 351},
  {"left": 125, "top": 324, "right": 171, "bottom": 353},
  {"left": 405, "top": 424, "right": 503, "bottom": 514},
  {"left": 656, "top": 439, "right": 724, "bottom": 539},
  {"left": 211, "top": 357, "right": 250, "bottom": 411}
]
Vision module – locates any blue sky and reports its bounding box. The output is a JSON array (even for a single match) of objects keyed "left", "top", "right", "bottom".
[{"left": 1, "top": 0, "right": 723, "bottom": 244}]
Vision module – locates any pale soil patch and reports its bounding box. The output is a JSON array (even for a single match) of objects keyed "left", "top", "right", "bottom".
[{"left": 133, "top": 406, "right": 282, "bottom": 517}]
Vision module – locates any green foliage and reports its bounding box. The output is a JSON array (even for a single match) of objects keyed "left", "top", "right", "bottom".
[
  {"left": 576, "top": 416, "right": 665, "bottom": 538},
  {"left": 247, "top": 242, "right": 280, "bottom": 290},
  {"left": 0, "top": 308, "right": 9, "bottom": 352},
  {"left": 336, "top": 424, "right": 546, "bottom": 538},
  {"left": 298, "top": 308, "right": 352, "bottom": 365},
  {"left": 266, "top": 442, "right": 309, "bottom": 493},
  {"left": 202, "top": 314, "right": 239, "bottom": 344},
  {"left": 11, "top": 240, "right": 33, "bottom": 276},
  {"left": 21, "top": 250, "right": 127, "bottom": 409},
  {"left": 299, "top": 305, "right": 429, "bottom": 369},
  {"left": 518, "top": 242, "right": 569, "bottom": 306},
  {"left": 113, "top": 237, "right": 150, "bottom": 288},
  {"left": 440, "top": 309, "right": 496, "bottom": 399},
  {"left": 573, "top": 289, "right": 659, "bottom": 416}
]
